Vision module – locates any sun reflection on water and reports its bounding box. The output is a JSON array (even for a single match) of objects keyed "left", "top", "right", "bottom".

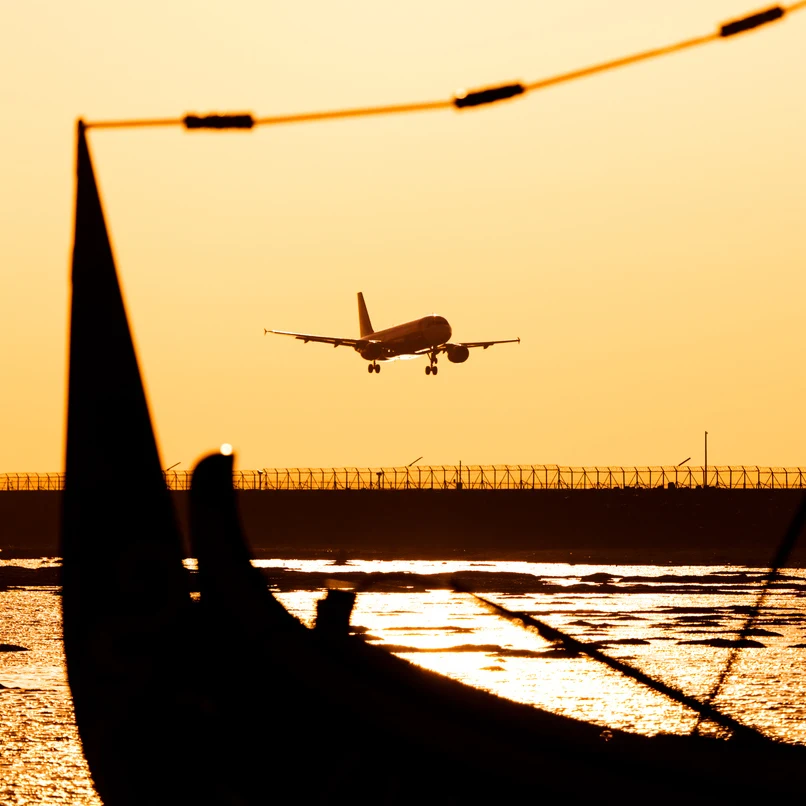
[
  {"left": 2, "top": 558, "right": 805, "bottom": 804},
  {"left": 272, "top": 566, "right": 806, "bottom": 743}
]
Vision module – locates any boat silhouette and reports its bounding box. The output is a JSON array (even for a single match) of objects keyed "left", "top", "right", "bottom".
[{"left": 61, "top": 120, "right": 805, "bottom": 804}]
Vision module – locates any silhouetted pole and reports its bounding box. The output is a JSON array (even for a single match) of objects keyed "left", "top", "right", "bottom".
[
  {"left": 704, "top": 431, "right": 709, "bottom": 488},
  {"left": 405, "top": 457, "right": 421, "bottom": 489}
]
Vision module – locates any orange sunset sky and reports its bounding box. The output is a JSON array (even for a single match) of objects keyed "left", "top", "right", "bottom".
[{"left": 1, "top": 1, "right": 805, "bottom": 473}]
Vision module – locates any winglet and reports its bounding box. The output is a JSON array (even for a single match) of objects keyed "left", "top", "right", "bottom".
[{"left": 263, "top": 328, "right": 268, "bottom": 335}]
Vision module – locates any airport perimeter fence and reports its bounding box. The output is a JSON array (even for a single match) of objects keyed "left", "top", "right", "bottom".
[{"left": 3, "top": 466, "right": 806, "bottom": 492}]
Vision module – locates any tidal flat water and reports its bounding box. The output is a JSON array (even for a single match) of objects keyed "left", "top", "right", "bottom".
[{"left": 1, "top": 558, "right": 805, "bottom": 805}]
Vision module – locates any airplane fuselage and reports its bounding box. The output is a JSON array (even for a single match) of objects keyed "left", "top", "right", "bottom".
[{"left": 361, "top": 315, "right": 452, "bottom": 360}]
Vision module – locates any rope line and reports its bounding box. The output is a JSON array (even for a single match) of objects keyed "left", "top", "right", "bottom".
[
  {"left": 84, "top": 3, "right": 804, "bottom": 131},
  {"left": 693, "top": 490, "right": 806, "bottom": 734},
  {"left": 448, "top": 579, "right": 768, "bottom": 741}
]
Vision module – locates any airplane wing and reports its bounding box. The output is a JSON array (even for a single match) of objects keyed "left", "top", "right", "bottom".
[
  {"left": 456, "top": 337, "right": 520, "bottom": 350},
  {"left": 425, "top": 338, "right": 521, "bottom": 354},
  {"left": 265, "top": 329, "right": 363, "bottom": 348}
]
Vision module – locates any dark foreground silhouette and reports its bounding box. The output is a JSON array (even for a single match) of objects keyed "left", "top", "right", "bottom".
[{"left": 60, "top": 120, "right": 806, "bottom": 804}]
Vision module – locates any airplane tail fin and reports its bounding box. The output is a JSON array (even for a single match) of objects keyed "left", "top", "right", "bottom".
[{"left": 357, "top": 292, "right": 374, "bottom": 337}]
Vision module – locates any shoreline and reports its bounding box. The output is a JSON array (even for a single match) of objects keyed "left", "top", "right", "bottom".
[{"left": 3, "top": 558, "right": 805, "bottom": 594}]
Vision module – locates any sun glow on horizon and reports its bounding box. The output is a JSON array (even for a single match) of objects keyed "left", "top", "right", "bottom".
[{"left": 2, "top": 1, "right": 805, "bottom": 470}]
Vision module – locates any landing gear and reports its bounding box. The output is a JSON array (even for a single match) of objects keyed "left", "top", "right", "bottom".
[
  {"left": 368, "top": 362, "right": 380, "bottom": 374},
  {"left": 425, "top": 352, "right": 439, "bottom": 376}
]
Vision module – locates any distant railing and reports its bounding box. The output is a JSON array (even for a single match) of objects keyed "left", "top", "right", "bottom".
[
  {"left": 0, "top": 473, "right": 66, "bottom": 491},
  {"left": 2, "top": 466, "right": 806, "bottom": 491}
]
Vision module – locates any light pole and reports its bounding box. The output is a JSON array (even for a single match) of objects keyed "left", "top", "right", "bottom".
[
  {"left": 704, "top": 431, "right": 708, "bottom": 488},
  {"left": 164, "top": 462, "right": 181, "bottom": 491},
  {"left": 406, "top": 457, "right": 422, "bottom": 489},
  {"left": 674, "top": 457, "right": 690, "bottom": 490}
]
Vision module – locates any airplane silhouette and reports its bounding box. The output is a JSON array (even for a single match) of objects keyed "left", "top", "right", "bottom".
[{"left": 265, "top": 292, "right": 520, "bottom": 376}]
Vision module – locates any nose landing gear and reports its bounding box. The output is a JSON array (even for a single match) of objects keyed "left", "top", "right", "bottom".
[
  {"left": 368, "top": 362, "right": 380, "bottom": 374},
  {"left": 425, "top": 353, "right": 439, "bottom": 376}
]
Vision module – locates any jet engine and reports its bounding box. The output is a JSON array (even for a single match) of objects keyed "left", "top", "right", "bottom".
[
  {"left": 446, "top": 344, "right": 470, "bottom": 364},
  {"left": 358, "top": 342, "right": 383, "bottom": 361}
]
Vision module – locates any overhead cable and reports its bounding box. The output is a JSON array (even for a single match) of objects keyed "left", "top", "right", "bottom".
[{"left": 84, "top": 3, "right": 805, "bottom": 131}]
